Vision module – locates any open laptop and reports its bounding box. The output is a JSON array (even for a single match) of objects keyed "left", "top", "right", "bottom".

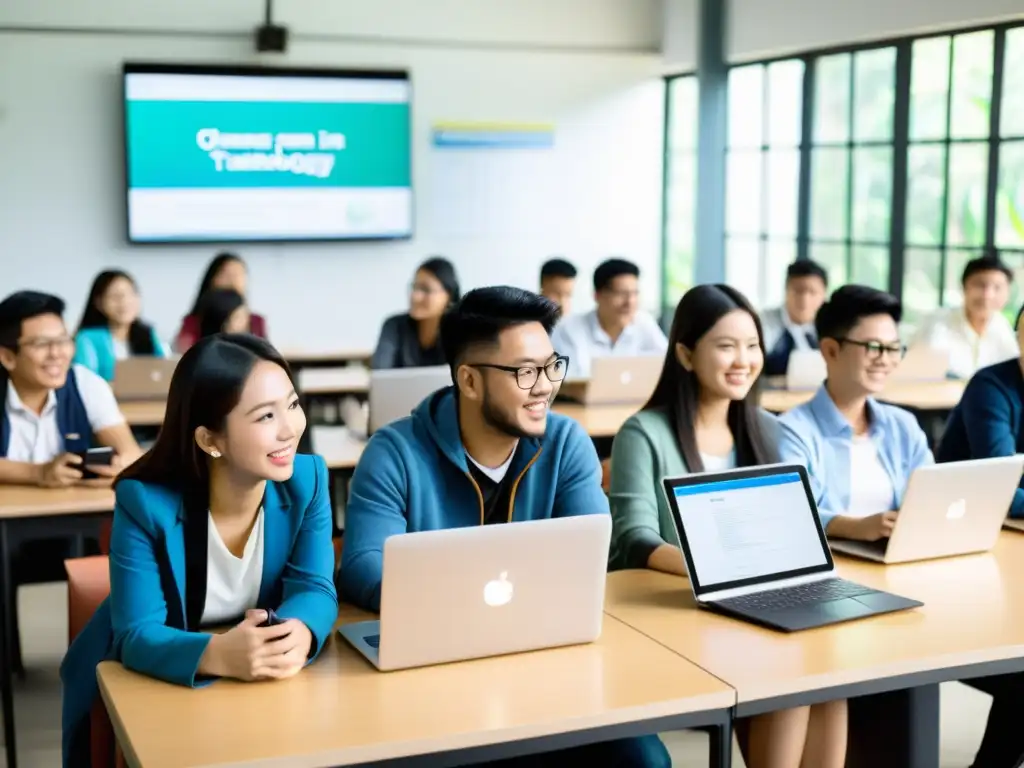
[
  {"left": 889, "top": 347, "right": 949, "bottom": 382},
  {"left": 111, "top": 357, "right": 177, "bottom": 401},
  {"left": 564, "top": 356, "right": 662, "bottom": 405},
  {"left": 663, "top": 464, "right": 922, "bottom": 632},
  {"left": 368, "top": 366, "right": 452, "bottom": 434},
  {"left": 785, "top": 350, "right": 827, "bottom": 390},
  {"left": 339, "top": 515, "right": 612, "bottom": 670},
  {"left": 829, "top": 456, "right": 1024, "bottom": 563}
]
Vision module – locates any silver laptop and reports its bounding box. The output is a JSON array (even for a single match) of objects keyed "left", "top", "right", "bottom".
[
  {"left": 339, "top": 515, "right": 612, "bottom": 671},
  {"left": 889, "top": 347, "right": 949, "bottom": 382},
  {"left": 571, "top": 356, "right": 663, "bottom": 405},
  {"left": 829, "top": 456, "right": 1024, "bottom": 563},
  {"left": 111, "top": 357, "right": 177, "bottom": 401},
  {"left": 368, "top": 366, "right": 452, "bottom": 433},
  {"left": 785, "top": 350, "right": 826, "bottom": 390}
]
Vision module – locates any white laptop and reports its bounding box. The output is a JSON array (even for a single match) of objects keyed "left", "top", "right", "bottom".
[
  {"left": 829, "top": 456, "right": 1024, "bottom": 563},
  {"left": 889, "top": 347, "right": 949, "bottom": 382},
  {"left": 567, "top": 356, "right": 663, "bottom": 405},
  {"left": 111, "top": 357, "right": 178, "bottom": 401},
  {"left": 368, "top": 366, "right": 452, "bottom": 434},
  {"left": 785, "top": 350, "right": 827, "bottom": 390},
  {"left": 338, "top": 515, "right": 612, "bottom": 671}
]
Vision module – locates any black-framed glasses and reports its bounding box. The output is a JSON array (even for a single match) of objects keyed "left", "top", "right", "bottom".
[
  {"left": 837, "top": 338, "right": 906, "bottom": 361},
  {"left": 468, "top": 355, "right": 570, "bottom": 390}
]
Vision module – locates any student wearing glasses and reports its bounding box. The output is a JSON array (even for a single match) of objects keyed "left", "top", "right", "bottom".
[
  {"left": 609, "top": 285, "right": 847, "bottom": 768},
  {"left": 777, "top": 286, "right": 933, "bottom": 541},
  {"left": 340, "top": 286, "right": 669, "bottom": 767},
  {"left": 371, "top": 257, "right": 460, "bottom": 370}
]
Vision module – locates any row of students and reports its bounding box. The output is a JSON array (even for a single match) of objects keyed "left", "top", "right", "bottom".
[{"left": 763, "top": 252, "right": 1019, "bottom": 382}]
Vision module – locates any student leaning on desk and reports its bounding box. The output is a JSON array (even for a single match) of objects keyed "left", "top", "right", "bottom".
[
  {"left": 0, "top": 290, "right": 143, "bottom": 486},
  {"left": 339, "top": 286, "right": 670, "bottom": 768},
  {"left": 607, "top": 284, "right": 847, "bottom": 768},
  {"left": 61, "top": 334, "right": 338, "bottom": 767},
  {"left": 778, "top": 286, "right": 1024, "bottom": 768}
]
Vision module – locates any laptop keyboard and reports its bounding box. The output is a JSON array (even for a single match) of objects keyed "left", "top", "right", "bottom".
[
  {"left": 365, "top": 634, "right": 381, "bottom": 649},
  {"left": 716, "top": 578, "right": 874, "bottom": 612}
]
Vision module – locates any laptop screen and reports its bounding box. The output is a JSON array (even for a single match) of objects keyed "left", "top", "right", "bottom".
[{"left": 665, "top": 466, "right": 833, "bottom": 596}]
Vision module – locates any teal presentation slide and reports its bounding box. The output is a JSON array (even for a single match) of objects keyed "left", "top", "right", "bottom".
[{"left": 123, "top": 71, "right": 413, "bottom": 243}]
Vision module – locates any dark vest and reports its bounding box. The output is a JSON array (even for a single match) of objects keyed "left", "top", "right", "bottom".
[{"left": 0, "top": 367, "right": 93, "bottom": 457}]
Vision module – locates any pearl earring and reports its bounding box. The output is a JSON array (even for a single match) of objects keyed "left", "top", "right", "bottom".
[{"left": 210, "top": 450, "right": 221, "bottom": 459}]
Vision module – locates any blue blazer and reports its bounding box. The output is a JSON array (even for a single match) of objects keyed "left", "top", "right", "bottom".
[
  {"left": 60, "top": 454, "right": 338, "bottom": 766},
  {"left": 74, "top": 326, "right": 168, "bottom": 381}
]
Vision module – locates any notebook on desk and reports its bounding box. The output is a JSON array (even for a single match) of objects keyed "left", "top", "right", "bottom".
[
  {"left": 338, "top": 515, "right": 611, "bottom": 671},
  {"left": 663, "top": 464, "right": 922, "bottom": 633},
  {"left": 111, "top": 358, "right": 177, "bottom": 401},
  {"left": 829, "top": 457, "right": 1024, "bottom": 564}
]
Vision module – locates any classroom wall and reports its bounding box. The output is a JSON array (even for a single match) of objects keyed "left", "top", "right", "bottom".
[{"left": 0, "top": 0, "right": 664, "bottom": 349}]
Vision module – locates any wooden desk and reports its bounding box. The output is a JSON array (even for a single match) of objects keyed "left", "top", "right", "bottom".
[
  {"left": 311, "top": 426, "right": 365, "bottom": 471},
  {"left": 284, "top": 348, "right": 373, "bottom": 369},
  {"left": 759, "top": 379, "right": 965, "bottom": 414},
  {"left": 299, "top": 367, "right": 371, "bottom": 397},
  {"left": 605, "top": 537, "right": 1024, "bottom": 767},
  {"left": 120, "top": 400, "right": 166, "bottom": 427},
  {"left": 99, "top": 611, "right": 735, "bottom": 768},
  {"left": 552, "top": 403, "right": 639, "bottom": 438},
  {"left": 0, "top": 486, "right": 114, "bottom": 519}
]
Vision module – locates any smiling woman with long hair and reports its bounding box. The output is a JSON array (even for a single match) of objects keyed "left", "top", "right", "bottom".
[
  {"left": 60, "top": 334, "right": 337, "bottom": 766},
  {"left": 608, "top": 284, "right": 847, "bottom": 768}
]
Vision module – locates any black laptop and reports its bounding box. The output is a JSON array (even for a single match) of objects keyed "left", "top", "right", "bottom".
[{"left": 663, "top": 464, "right": 922, "bottom": 632}]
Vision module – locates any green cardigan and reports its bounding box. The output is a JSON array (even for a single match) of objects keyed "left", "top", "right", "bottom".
[{"left": 608, "top": 407, "right": 780, "bottom": 570}]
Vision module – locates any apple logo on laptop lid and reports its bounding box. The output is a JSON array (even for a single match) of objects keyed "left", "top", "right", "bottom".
[
  {"left": 946, "top": 499, "right": 967, "bottom": 520},
  {"left": 483, "top": 571, "right": 514, "bottom": 607}
]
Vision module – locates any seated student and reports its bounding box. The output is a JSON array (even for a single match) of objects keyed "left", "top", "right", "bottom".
[
  {"left": 339, "top": 286, "right": 669, "bottom": 767},
  {"left": 610, "top": 284, "right": 847, "bottom": 768},
  {"left": 176, "top": 252, "right": 267, "bottom": 351},
  {"left": 0, "top": 290, "right": 142, "bottom": 486},
  {"left": 550, "top": 258, "right": 667, "bottom": 377},
  {"left": 371, "top": 256, "right": 460, "bottom": 369},
  {"left": 60, "top": 334, "right": 338, "bottom": 767},
  {"left": 777, "top": 286, "right": 932, "bottom": 541},
  {"left": 539, "top": 257, "right": 577, "bottom": 316},
  {"left": 74, "top": 270, "right": 169, "bottom": 381},
  {"left": 910, "top": 252, "right": 1017, "bottom": 379},
  {"left": 196, "top": 289, "right": 251, "bottom": 340},
  {"left": 761, "top": 260, "right": 829, "bottom": 377}
]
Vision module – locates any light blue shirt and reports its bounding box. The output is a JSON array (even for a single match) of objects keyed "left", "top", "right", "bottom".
[
  {"left": 74, "top": 326, "right": 169, "bottom": 382},
  {"left": 777, "top": 385, "right": 933, "bottom": 530}
]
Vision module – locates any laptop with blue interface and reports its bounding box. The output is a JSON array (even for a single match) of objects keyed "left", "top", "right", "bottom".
[{"left": 663, "top": 464, "right": 922, "bottom": 632}]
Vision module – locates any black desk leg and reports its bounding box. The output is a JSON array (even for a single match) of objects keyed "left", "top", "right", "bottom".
[
  {"left": 848, "top": 684, "right": 940, "bottom": 768},
  {"left": 708, "top": 719, "right": 734, "bottom": 768},
  {"left": 0, "top": 520, "right": 18, "bottom": 768}
]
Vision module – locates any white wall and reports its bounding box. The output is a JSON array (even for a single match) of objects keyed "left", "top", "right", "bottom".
[
  {"left": 728, "top": 0, "right": 1024, "bottom": 62},
  {"left": 0, "top": 0, "right": 663, "bottom": 349}
]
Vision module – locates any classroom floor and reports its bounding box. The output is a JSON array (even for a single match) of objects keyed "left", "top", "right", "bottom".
[{"left": 5, "top": 583, "right": 991, "bottom": 767}]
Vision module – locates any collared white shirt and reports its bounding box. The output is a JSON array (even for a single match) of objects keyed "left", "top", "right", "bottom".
[
  {"left": 762, "top": 306, "right": 817, "bottom": 352},
  {"left": 551, "top": 309, "right": 668, "bottom": 379},
  {"left": 202, "top": 507, "right": 265, "bottom": 626},
  {"left": 4, "top": 364, "right": 125, "bottom": 463},
  {"left": 910, "top": 306, "right": 1019, "bottom": 380}
]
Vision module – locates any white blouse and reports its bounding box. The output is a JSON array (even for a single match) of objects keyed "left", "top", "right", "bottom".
[{"left": 201, "top": 507, "right": 265, "bottom": 626}]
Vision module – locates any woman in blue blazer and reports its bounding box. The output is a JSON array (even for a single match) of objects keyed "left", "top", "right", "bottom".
[
  {"left": 74, "top": 270, "right": 169, "bottom": 381},
  {"left": 61, "top": 334, "right": 338, "bottom": 766}
]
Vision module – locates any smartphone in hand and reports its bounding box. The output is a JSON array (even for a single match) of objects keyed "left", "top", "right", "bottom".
[
  {"left": 76, "top": 447, "right": 116, "bottom": 480},
  {"left": 259, "top": 609, "right": 285, "bottom": 628}
]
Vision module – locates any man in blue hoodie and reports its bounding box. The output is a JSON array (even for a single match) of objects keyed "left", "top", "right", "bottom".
[{"left": 339, "top": 286, "right": 669, "bottom": 767}]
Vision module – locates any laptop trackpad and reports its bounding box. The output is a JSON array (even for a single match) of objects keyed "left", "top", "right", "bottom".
[
  {"left": 851, "top": 592, "right": 904, "bottom": 612},
  {"left": 770, "top": 598, "right": 874, "bottom": 630}
]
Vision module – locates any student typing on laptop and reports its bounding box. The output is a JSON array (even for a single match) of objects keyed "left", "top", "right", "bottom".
[
  {"left": 609, "top": 285, "right": 847, "bottom": 768},
  {"left": 777, "top": 286, "right": 932, "bottom": 541},
  {"left": 338, "top": 286, "right": 670, "bottom": 768}
]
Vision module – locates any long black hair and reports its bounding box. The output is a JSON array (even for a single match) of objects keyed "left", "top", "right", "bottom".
[
  {"left": 116, "top": 334, "right": 296, "bottom": 494},
  {"left": 188, "top": 252, "right": 246, "bottom": 315},
  {"left": 196, "top": 289, "right": 246, "bottom": 339},
  {"left": 78, "top": 271, "right": 157, "bottom": 355},
  {"left": 643, "top": 284, "right": 776, "bottom": 472},
  {"left": 416, "top": 257, "right": 461, "bottom": 307}
]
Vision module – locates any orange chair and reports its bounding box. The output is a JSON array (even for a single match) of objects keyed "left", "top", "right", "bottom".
[
  {"left": 66, "top": 556, "right": 124, "bottom": 768},
  {"left": 601, "top": 458, "right": 612, "bottom": 493}
]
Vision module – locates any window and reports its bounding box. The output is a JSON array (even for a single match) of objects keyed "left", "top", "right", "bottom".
[
  {"left": 725, "top": 59, "right": 804, "bottom": 308},
  {"left": 997, "top": 28, "right": 1024, "bottom": 316},
  {"left": 663, "top": 75, "right": 698, "bottom": 307},
  {"left": 902, "top": 31, "right": 996, "bottom": 325},
  {"left": 807, "top": 47, "right": 896, "bottom": 293}
]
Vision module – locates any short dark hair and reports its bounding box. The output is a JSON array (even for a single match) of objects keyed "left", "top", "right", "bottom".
[
  {"left": 593, "top": 258, "right": 639, "bottom": 292},
  {"left": 540, "top": 258, "right": 577, "bottom": 281},
  {"left": 815, "top": 285, "right": 902, "bottom": 341},
  {"left": 0, "top": 290, "right": 66, "bottom": 352},
  {"left": 786, "top": 260, "right": 829, "bottom": 286},
  {"left": 196, "top": 289, "right": 247, "bottom": 339},
  {"left": 416, "top": 256, "right": 461, "bottom": 304},
  {"left": 962, "top": 252, "right": 1013, "bottom": 286},
  {"left": 440, "top": 287, "right": 560, "bottom": 374}
]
